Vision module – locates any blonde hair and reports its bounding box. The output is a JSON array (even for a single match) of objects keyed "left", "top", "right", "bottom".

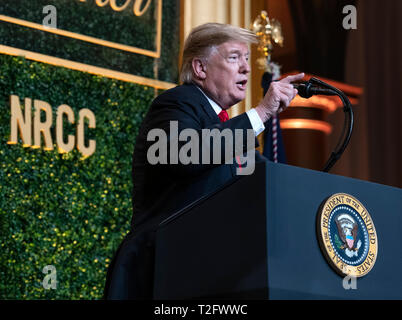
[{"left": 180, "top": 23, "right": 258, "bottom": 84}]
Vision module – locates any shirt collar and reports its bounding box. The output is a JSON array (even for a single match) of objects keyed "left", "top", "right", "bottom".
[{"left": 195, "top": 85, "right": 222, "bottom": 115}]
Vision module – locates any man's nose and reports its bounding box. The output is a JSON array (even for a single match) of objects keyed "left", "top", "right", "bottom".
[{"left": 239, "top": 57, "right": 251, "bottom": 74}]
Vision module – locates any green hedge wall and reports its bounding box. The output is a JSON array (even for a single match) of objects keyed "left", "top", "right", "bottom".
[
  {"left": 0, "top": 0, "right": 180, "bottom": 83},
  {"left": 0, "top": 54, "right": 156, "bottom": 299}
]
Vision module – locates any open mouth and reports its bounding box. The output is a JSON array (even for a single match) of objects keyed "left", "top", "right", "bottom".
[{"left": 236, "top": 79, "right": 248, "bottom": 90}]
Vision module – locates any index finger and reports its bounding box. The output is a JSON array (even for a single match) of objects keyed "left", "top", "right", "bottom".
[{"left": 280, "top": 72, "right": 305, "bottom": 84}]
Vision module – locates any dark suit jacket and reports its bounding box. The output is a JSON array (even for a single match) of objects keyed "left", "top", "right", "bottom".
[
  {"left": 131, "top": 82, "right": 265, "bottom": 229},
  {"left": 104, "top": 83, "right": 267, "bottom": 299}
]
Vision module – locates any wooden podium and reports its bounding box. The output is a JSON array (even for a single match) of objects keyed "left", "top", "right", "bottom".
[{"left": 153, "top": 161, "right": 402, "bottom": 299}]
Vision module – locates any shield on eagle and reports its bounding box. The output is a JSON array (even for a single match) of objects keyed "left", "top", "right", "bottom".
[{"left": 335, "top": 214, "right": 358, "bottom": 250}]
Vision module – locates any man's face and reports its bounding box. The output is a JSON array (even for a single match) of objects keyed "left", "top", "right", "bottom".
[{"left": 202, "top": 41, "right": 251, "bottom": 109}]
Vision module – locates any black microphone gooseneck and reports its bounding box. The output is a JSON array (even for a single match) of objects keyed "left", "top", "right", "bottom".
[
  {"left": 293, "top": 78, "right": 354, "bottom": 173},
  {"left": 293, "top": 81, "right": 337, "bottom": 98}
]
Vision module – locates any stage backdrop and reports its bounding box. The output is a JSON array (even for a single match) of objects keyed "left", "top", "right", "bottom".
[{"left": 0, "top": 0, "right": 180, "bottom": 299}]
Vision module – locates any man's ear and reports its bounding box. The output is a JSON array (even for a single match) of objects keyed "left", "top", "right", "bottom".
[{"left": 192, "top": 58, "right": 207, "bottom": 80}]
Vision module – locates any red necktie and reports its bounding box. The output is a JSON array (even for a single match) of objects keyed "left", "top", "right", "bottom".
[
  {"left": 217, "top": 109, "right": 242, "bottom": 172},
  {"left": 218, "top": 110, "right": 229, "bottom": 122}
]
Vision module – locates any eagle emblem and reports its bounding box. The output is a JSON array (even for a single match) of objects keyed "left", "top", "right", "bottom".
[
  {"left": 335, "top": 214, "right": 361, "bottom": 258},
  {"left": 317, "top": 193, "right": 378, "bottom": 277}
]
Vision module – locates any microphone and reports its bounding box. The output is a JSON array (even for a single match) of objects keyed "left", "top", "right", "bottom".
[
  {"left": 293, "top": 82, "right": 337, "bottom": 98},
  {"left": 290, "top": 77, "right": 354, "bottom": 173}
]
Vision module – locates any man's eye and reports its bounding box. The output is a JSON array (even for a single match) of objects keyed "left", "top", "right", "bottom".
[{"left": 228, "top": 55, "right": 239, "bottom": 61}]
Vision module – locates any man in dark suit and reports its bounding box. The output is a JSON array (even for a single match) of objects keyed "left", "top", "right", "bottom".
[{"left": 104, "top": 23, "right": 303, "bottom": 299}]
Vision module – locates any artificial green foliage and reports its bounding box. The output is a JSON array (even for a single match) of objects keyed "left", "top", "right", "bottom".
[
  {"left": 0, "top": 0, "right": 156, "bottom": 49},
  {"left": 0, "top": 0, "right": 180, "bottom": 83},
  {"left": 0, "top": 54, "right": 156, "bottom": 299}
]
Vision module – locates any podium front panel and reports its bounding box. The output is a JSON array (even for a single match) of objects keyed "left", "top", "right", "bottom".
[
  {"left": 154, "top": 163, "right": 269, "bottom": 299},
  {"left": 266, "top": 161, "right": 402, "bottom": 299},
  {"left": 154, "top": 161, "right": 402, "bottom": 299}
]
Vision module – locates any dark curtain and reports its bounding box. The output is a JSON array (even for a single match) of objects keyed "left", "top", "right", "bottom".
[
  {"left": 288, "top": 0, "right": 356, "bottom": 82},
  {"left": 288, "top": 0, "right": 402, "bottom": 188},
  {"left": 360, "top": 0, "right": 402, "bottom": 188}
]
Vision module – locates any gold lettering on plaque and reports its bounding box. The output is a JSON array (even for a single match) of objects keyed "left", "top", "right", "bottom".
[
  {"left": 56, "top": 104, "right": 75, "bottom": 154},
  {"left": 8, "top": 95, "right": 32, "bottom": 147},
  {"left": 8, "top": 95, "right": 96, "bottom": 158},
  {"left": 79, "top": 0, "right": 152, "bottom": 17},
  {"left": 77, "top": 108, "right": 96, "bottom": 158},
  {"left": 33, "top": 99, "right": 54, "bottom": 151}
]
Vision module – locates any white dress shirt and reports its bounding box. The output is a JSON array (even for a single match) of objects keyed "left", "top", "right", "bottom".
[{"left": 196, "top": 86, "right": 265, "bottom": 136}]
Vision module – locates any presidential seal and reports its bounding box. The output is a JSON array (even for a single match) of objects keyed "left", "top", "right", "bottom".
[{"left": 316, "top": 193, "right": 378, "bottom": 277}]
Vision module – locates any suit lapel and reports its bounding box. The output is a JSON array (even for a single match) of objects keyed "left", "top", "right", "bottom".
[{"left": 186, "top": 83, "right": 221, "bottom": 124}]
